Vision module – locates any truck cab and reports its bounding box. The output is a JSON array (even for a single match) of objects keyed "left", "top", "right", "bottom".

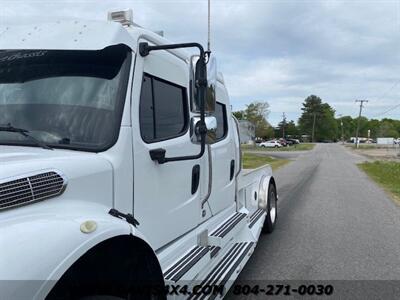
[{"left": 0, "top": 10, "right": 277, "bottom": 300}]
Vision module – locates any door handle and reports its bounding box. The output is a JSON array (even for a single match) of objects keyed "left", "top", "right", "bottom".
[
  {"left": 230, "top": 160, "right": 235, "bottom": 181},
  {"left": 191, "top": 164, "right": 200, "bottom": 194}
]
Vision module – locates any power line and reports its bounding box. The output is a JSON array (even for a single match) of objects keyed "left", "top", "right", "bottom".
[
  {"left": 370, "top": 79, "right": 400, "bottom": 118},
  {"left": 371, "top": 102, "right": 400, "bottom": 118},
  {"left": 375, "top": 80, "right": 400, "bottom": 103}
]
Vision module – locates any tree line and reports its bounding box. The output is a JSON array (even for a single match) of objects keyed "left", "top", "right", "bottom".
[{"left": 233, "top": 95, "right": 400, "bottom": 142}]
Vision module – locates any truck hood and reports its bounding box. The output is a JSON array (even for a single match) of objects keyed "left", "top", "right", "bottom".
[{"left": 0, "top": 146, "right": 114, "bottom": 218}]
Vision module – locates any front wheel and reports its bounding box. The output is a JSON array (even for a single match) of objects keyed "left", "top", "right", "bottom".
[{"left": 262, "top": 183, "right": 277, "bottom": 234}]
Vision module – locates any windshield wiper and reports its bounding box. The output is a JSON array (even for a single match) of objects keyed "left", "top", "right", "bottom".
[{"left": 0, "top": 124, "right": 53, "bottom": 150}]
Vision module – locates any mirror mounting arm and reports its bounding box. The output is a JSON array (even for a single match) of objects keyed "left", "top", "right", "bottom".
[{"left": 139, "top": 42, "right": 208, "bottom": 164}]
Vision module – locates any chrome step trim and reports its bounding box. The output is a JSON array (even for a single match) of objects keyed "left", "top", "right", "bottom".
[
  {"left": 164, "top": 246, "right": 209, "bottom": 282},
  {"left": 249, "top": 209, "right": 265, "bottom": 228},
  {"left": 188, "top": 242, "right": 253, "bottom": 300},
  {"left": 210, "top": 212, "right": 247, "bottom": 238}
]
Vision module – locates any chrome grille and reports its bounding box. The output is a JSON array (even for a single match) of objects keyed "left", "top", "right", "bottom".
[{"left": 0, "top": 171, "right": 66, "bottom": 210}]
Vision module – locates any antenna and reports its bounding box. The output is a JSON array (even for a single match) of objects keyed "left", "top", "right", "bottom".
[{"left": 206, "top": 0, "right": 211, "bottom": 56}]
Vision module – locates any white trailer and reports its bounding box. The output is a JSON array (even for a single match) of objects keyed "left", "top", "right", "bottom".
[
  {"left": 0, "top": 10, "right": 278, "bottom": 300},
  {"left": 377, "top": 137, "right": 394, "bottom": 145}
]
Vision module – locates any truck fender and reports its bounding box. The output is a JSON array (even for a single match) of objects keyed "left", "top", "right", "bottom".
[
  {"left": 257, "top": 175, "right": 278, "bottom": 210},
  {"left": 0, "top": 201, "right": 162, "bottom": 299}
]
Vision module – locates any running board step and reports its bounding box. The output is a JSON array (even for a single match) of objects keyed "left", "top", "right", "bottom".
[
  {"left": 209, "top": 212, "right": 247, "bottom": 248},
  {"left": 210, "top": 212, "right": 246, "bottom": 238},
  {"left": 208, "top": 245, "right": 221, "bottom": 258},
  {"left": 164, "top": 246, "right": 209, "bottom": 283},
  {"left": 188, "top": 242, "right": 254, "bottom": 300},
  {"left": 249, "top": 209, "right": 265, "bottom": 228}
]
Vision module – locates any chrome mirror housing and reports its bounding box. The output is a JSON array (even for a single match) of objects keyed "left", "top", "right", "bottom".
[
  {"left": 190, "top": 55, "right": 217, "bottom": 113},
  {"left": 191, "top": 116, "right": 217, "bottom": 144}
]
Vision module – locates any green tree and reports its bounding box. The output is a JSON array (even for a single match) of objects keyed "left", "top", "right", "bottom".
[
  {"left": 277, "top": 119, "right": 298, "bottom": 138},
  {"left": 286, "top": 120, "right": 299, "bottom": 136},
  {"left": 336, "top": 117, "right": 400, "bottom": 140},
  {"left": 320, "top": 103, "right": 338, "bottom": 140},
  {"left": 367, "top": 119, "right": 381, "bottom": 139},
  {"left": 298, "top": 95, "right": 337, "bottom": 141},
  {"left": 232, "top": 110, "right": 245, "bottom": 120},
  {"left": 239, "top": 101, "right": 272, "bottom": 139},
  {"left": 379, "top": 120, "right": 399, "bottom": 138}
]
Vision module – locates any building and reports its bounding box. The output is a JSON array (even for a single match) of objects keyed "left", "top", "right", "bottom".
[{"left": 238, "top": 120, "right": 256, "bottom": 144}]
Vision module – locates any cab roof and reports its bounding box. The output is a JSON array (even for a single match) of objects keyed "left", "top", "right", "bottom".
[{"left": 0, "top": 19, "right": 190, "bottom": 61}]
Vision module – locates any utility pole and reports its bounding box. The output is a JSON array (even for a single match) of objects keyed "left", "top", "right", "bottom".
[
  {"left": 282, "top": 112, "right": 286, "bottom": 138},
  {"left": 311, "top": 112, "right": 316, "bottom": 143},
  {"left": 338, "top": 114, "right": 344, "bottom": 144},
  {"left": 355, "top": 100, "right": 368, "bottom": 148}
]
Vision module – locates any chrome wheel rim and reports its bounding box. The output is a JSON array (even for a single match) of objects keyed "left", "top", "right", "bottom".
[{"left": 270, "top": 191, "right": 277, "bottom": 224}]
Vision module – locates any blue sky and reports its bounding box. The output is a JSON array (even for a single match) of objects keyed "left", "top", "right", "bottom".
[{"left": 1, "top": 0, "right": 399, "bottom": 126}]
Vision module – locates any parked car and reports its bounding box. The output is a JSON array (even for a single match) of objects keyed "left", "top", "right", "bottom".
[
  {"left": 286, "top": 138, "right": 300, "bottom": 144},
  {"left": 278, "top": 138, "right": 289, "bottom": 147},
  {"left": 285, "top": 139, "right": 294, "bottom": 146},
  {"left": 259, "top": 140, "right": 282, "bottom": 148}
]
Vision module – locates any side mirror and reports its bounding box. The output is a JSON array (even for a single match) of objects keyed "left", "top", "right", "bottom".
[
  {"left": 191, "top": 116, "right": 217, "bottom": 144},
  {"left": 140, "top": 42, "right": 212, "bottom": 163},
  {"left": 191, "top": 55, "right": 217, "bottom": 113}
]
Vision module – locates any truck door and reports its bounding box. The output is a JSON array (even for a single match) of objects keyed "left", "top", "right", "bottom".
[
  {"left": 132, "top": 44, "right": 203, "bottom": 249},
  {"left": 207, "top": 93, "right": 237, "bottom": 214}
]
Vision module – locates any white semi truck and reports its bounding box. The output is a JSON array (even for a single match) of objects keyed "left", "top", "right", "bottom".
[{"left": 0, "top": 10, "right": 278, "bottom": 300}]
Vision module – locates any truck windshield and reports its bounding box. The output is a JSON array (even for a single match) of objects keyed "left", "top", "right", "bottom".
[{"left": 0, "top": 44, "right": 131, "bottom": 152}]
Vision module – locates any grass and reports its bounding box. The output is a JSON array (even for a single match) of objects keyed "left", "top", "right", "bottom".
[
  {"left": 346, "top": 144, "right": 377, "bottom": 150},
  {"left": 242, "top": 152, "right": 290, "bottom": 170},
  {"left": 347, "top": 144, "right": 399, "bottom": 150},
  {"left": 358, "top": 161, "right": 400, "bottom": 205},
  {"left": 241, "top": 143, "right": 315, "bottom": 152}
]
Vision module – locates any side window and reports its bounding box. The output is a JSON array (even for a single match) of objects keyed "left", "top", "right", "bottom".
[
  {"left": 139, "top": 75, "right": 154, "bottom": 141},
  {"left": 214, "top": 102, "right": 228, "bottom": 142},
  {"left": 139, "top": 74, "right": 189, "bottom": 143}
]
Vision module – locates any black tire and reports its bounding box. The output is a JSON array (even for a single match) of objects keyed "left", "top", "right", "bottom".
[
  {"left": 274, "top": 145, "right": 278, "bottom": 148},
  {"left": 262, "top": 183, "right": 277, "bottom": 234}
]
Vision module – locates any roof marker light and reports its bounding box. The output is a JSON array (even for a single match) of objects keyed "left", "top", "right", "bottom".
[{"left": 108, "top": 9, "right": 133, "bottom": 27}]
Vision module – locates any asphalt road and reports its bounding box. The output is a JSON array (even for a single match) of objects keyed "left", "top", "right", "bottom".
[
  {"left": 244, "top": 150, "right": 307, "bottom": 160},
  {"left": 228, "top": 144, "right": 400, "bottom": 299}
]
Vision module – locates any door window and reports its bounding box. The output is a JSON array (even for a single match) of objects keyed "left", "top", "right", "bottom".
[{"left": 139, "top": 74, "right": 188, "bottom": 143}]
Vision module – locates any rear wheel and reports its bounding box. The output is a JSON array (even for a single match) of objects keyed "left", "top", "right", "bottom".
[{"left": 262, "top": 183, "right": 277, "bottom": 234}]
